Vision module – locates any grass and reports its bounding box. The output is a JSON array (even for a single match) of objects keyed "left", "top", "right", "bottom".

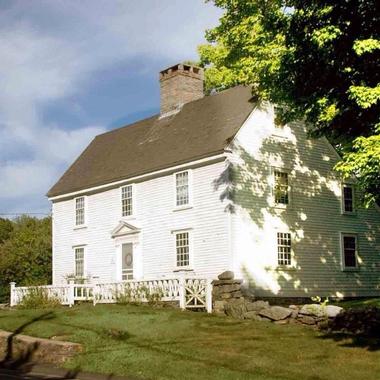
[
  {"left": 333, "top": 297, "right": 380, "bottom": 309},
  {"left": 0, "top": 303, "right": 379, "bottom": 380}
]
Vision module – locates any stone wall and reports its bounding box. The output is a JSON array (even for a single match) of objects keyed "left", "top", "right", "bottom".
[
  {"left": 212, "top": 272, "right": 343, "bottom": 326},
  {"left": 0, "top": 330, "right": 82, "bottom": 364}
]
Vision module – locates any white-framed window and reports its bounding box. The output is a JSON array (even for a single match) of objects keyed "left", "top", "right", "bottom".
[
  {"left": 341, "top": 233, "right": 358, "bottom": 270},
  {"left": 274, "top": 170, "right": 289, "bottom": 205},
  {"left": 74, "top": 246, "right": 85, "bottom": 277},
  {"left": 277, "top": 232, "right": 292, "bottom": 266},
  {"left": 175, "top": 170, "right": 190, "bottom": 207},
  {"left": 175, "top": 231, "right": 191, "bottom": 268},
  {"left": 342, "top": 184, "right": 355, "bottom": 213},
  {"left": 121, "top": 185, "right": 133, "bottom": 217},
  {"left": 75, "top": 196, "right": 85, "bottom": 226}
]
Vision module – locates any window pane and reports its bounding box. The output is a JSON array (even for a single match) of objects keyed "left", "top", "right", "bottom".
[
  {"left": 277, "top": 232, "right": 291, "bottom": 266},
  {"left": 274, "top": 171, "right": 289, "bottom": 204},
  {"left": 121, "top": 185, "right": 133, "bottom": 216},
  {"left": 343, "top": 236, "right": 357, "bottom": 267},
  {"left": 75, "top": 197, "right": 85, "bottom": 225},
  {"left": 176, "top": 172, "right": 189, "bottom": 206},
  {"left": 343, "top": 186, "right": 353, "bottom": 212},
  {"left": 75, "top": 248, "right": 84, "bottom": 277},
  {"left": 176, "top": 232, "right": 190, "bottom": 267}
]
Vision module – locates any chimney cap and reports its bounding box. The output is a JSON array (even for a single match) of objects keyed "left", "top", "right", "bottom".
[{"left": 159, "top": 63, "right": 203, "bottom": 81}]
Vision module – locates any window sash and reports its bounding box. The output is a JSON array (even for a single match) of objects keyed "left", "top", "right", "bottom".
[
  {"left": 121, "top": 185, "right": 133, "bottom": 216},
  {"left": 176, "top": 172, "right": 189, "bottom": 206},
  {"left": 75, "top": 197, "right": 85, "bottom": 225},
  {"left": 176, "top": 232, "right": 190, "bottom": 267},
  {"left": 343, "top": 186, "right": 354, "bottom": 213},
  {"left": 274, "top": 171, "right": 289, "bottom": 205},
  {"left": 75, "top": 247, "right": 84, "bottom": 277},
  {"left": 342, "top": 235, "right": 357, "bottom": 268},
  {"left": 277, "top": 232, "right": 291, "bottom": 266}
]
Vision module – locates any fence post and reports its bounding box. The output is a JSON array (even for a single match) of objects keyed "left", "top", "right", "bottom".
[
  {"left": 9, "top": 282, "right": 16, "bottom": 307},
  {"left": 93, "top": 284, "right": 98, "bottom": 306},
  {"left": 179, "top": 276, "right": 186, "bottom": 310},
  {"left": 68, "top": 279, "right": 75, "bottom": 307},
  {"left": 206, "top": 279, "right": 213, "bottom": 313}
]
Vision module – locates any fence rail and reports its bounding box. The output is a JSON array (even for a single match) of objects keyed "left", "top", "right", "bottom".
[{"left": 10, "top": 277, "right": 212, "bottom": 312}]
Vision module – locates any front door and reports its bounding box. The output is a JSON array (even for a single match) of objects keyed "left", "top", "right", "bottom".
[{"left": 122, "top": 243, "right": 133, "bottom": 280}]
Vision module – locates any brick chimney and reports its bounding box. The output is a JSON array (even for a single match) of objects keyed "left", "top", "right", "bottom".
[{"left": 159, "top": 63, "right": 204, "bottom": 115}]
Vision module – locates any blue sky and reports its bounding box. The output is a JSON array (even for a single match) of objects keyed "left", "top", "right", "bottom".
[{"left": 0, "top": 0, "right": 221, "bottom": 217}]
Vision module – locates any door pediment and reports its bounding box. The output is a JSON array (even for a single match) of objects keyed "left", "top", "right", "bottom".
[{"left": 111, "top": 221, "right": 140, "bottom": 238}]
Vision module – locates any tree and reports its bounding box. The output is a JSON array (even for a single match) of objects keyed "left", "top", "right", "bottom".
[
  {"left": 199, "top": 0, "right": 380, "bottom": 205},
  {"left": 0, "top": 216, "right": 52, "bottom": 303},
  {"left": 0, "top": 218, "right": 13, "bottom": 244}
]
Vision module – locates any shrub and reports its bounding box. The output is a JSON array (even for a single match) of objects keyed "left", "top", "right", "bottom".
[
  {"left": 326, "top": 307, "right": 380, "bottom": 338},
  {"left": 115, "top": 283, "right": 164, "bottom": 306},
  {"left": 18, "top": 287, "right": 61, "bottom": 309}
]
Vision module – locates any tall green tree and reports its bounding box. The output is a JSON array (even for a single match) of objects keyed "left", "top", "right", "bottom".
[
  {"left": 199, "top": 0, "right": 380, "bottom": 205},
  {"left": 0, "top": 216, "right": 52, "bottom": 302}
]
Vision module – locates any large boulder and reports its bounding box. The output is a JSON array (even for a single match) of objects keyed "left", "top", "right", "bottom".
[
  {"left": 218, "top": 271, "right": 234, "bottom": 281},
  {"left": 224, "top": 298, "right": 247, "bottom": 319},
  {"left": 244, "top": 311, "right": 263, "bottom": 321},
  {"left": 300, "top": 304, "right": 327, "bottom": 317},
  {"left": 325, "top": 305, "right": 343, "bottom": 318},
  {"left": 259, "top": 306, "right": 292, "bottom": 321},
  {"left": 246, "top": 300, "right": 270, "bottom": 312}
]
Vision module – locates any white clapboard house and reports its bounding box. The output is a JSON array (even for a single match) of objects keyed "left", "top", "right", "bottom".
[{"left": 47, "top": 63, "right": 380, "bottom": 299}]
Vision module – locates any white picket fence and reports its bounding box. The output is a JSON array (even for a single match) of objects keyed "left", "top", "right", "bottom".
[{"left": 9, "top": 277, "right": 213, "bottom": 312}]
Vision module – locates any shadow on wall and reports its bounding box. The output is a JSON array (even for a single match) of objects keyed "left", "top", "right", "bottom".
[{"left": 215, "top": 102, "right": 378, "bottom": 298}]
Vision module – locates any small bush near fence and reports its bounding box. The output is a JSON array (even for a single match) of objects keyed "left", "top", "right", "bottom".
[
  {"left": 18, "top": 287, "right": 61, "bottom": 309},
  {"left": 115, "top": 284, "right": 164, "bottom": 306}
]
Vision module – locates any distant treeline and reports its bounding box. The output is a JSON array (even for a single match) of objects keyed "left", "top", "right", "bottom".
[{"left": 0, "top": 216, "right": 52, "bottom": 303}]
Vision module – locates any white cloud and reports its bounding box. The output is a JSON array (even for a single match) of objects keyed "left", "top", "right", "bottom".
[{"left": 0, "top": 0, "right": 221, "bottom": 214}]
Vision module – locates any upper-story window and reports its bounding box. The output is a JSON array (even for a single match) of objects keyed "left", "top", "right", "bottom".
[
  {"left": 121, "top": 185, "right": 133, "bottom": 217},
  {"left": 342, "top": 184, "right": 355, "bottom": 213},
  {"left": 75, "top": 197, "right": 85, "bottom": 226},
  {"left": 277, "top": 232, "right": 292, "bottom": 266},
  {"left": 274, "top": 170, "right": 289, "bottom": 205},
  {"left": 175, "top": 171, "right": 190, "bottom": 207},
  {"left": 341, "top": 234, "right": 358, "bottom": 270}
]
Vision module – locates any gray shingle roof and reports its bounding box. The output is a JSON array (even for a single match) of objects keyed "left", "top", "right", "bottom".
[{"left": 48, "top": 85, "right": 254, "bottom": 197}]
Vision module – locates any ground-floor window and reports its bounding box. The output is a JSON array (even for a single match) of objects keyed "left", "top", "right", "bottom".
[
  {"left": 74, "top": 247, "right": 85, "bottom": 277},
  {"left": 277, "top": 232, "right": 291, "bottom": 266},
  {"left": 175, "top": 231, "right": 190, "bottom": 268},
  {"left": 341, "top": 234, "right": 358, "bottom": 269}
]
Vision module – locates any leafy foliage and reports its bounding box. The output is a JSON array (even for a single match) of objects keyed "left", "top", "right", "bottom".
[
  {"left": 18, "top": 286, "right": 60, "bottom": 309},
  {"left": 0, "top": 216, "right": 52, "bottom": 303},
  {"left": 199, "top": 0, "right": 380, "bottom": 205}
]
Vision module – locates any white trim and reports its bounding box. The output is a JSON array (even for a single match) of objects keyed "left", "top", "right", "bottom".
[
  {"left": 340, "top": 232, "right": 359, "bottom": 271},
  {"left": 49, "top": 153, "right": 226, "bottom": 201}
]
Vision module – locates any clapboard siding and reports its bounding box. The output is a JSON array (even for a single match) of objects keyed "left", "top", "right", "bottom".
[
  {"left": 52, "top": 161, "right": 230, "bottom": 284},
  {"left": 229, "top": 103, "right": 380, "bottom": 297}
]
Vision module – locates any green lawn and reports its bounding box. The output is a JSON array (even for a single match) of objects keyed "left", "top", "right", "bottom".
[{"left": 0, "top": 303, "right": 379, "bottom": 380}]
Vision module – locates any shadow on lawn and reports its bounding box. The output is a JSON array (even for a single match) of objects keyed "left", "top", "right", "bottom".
[
  {"left": 0, "top": 310, "right": 136, "bottom": 379},
  {"left": 0, "top": 311, "right": 81, "bottom": 379},
  {"left": 318, "top": 332, "right": 380, "bottom": 352}
]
